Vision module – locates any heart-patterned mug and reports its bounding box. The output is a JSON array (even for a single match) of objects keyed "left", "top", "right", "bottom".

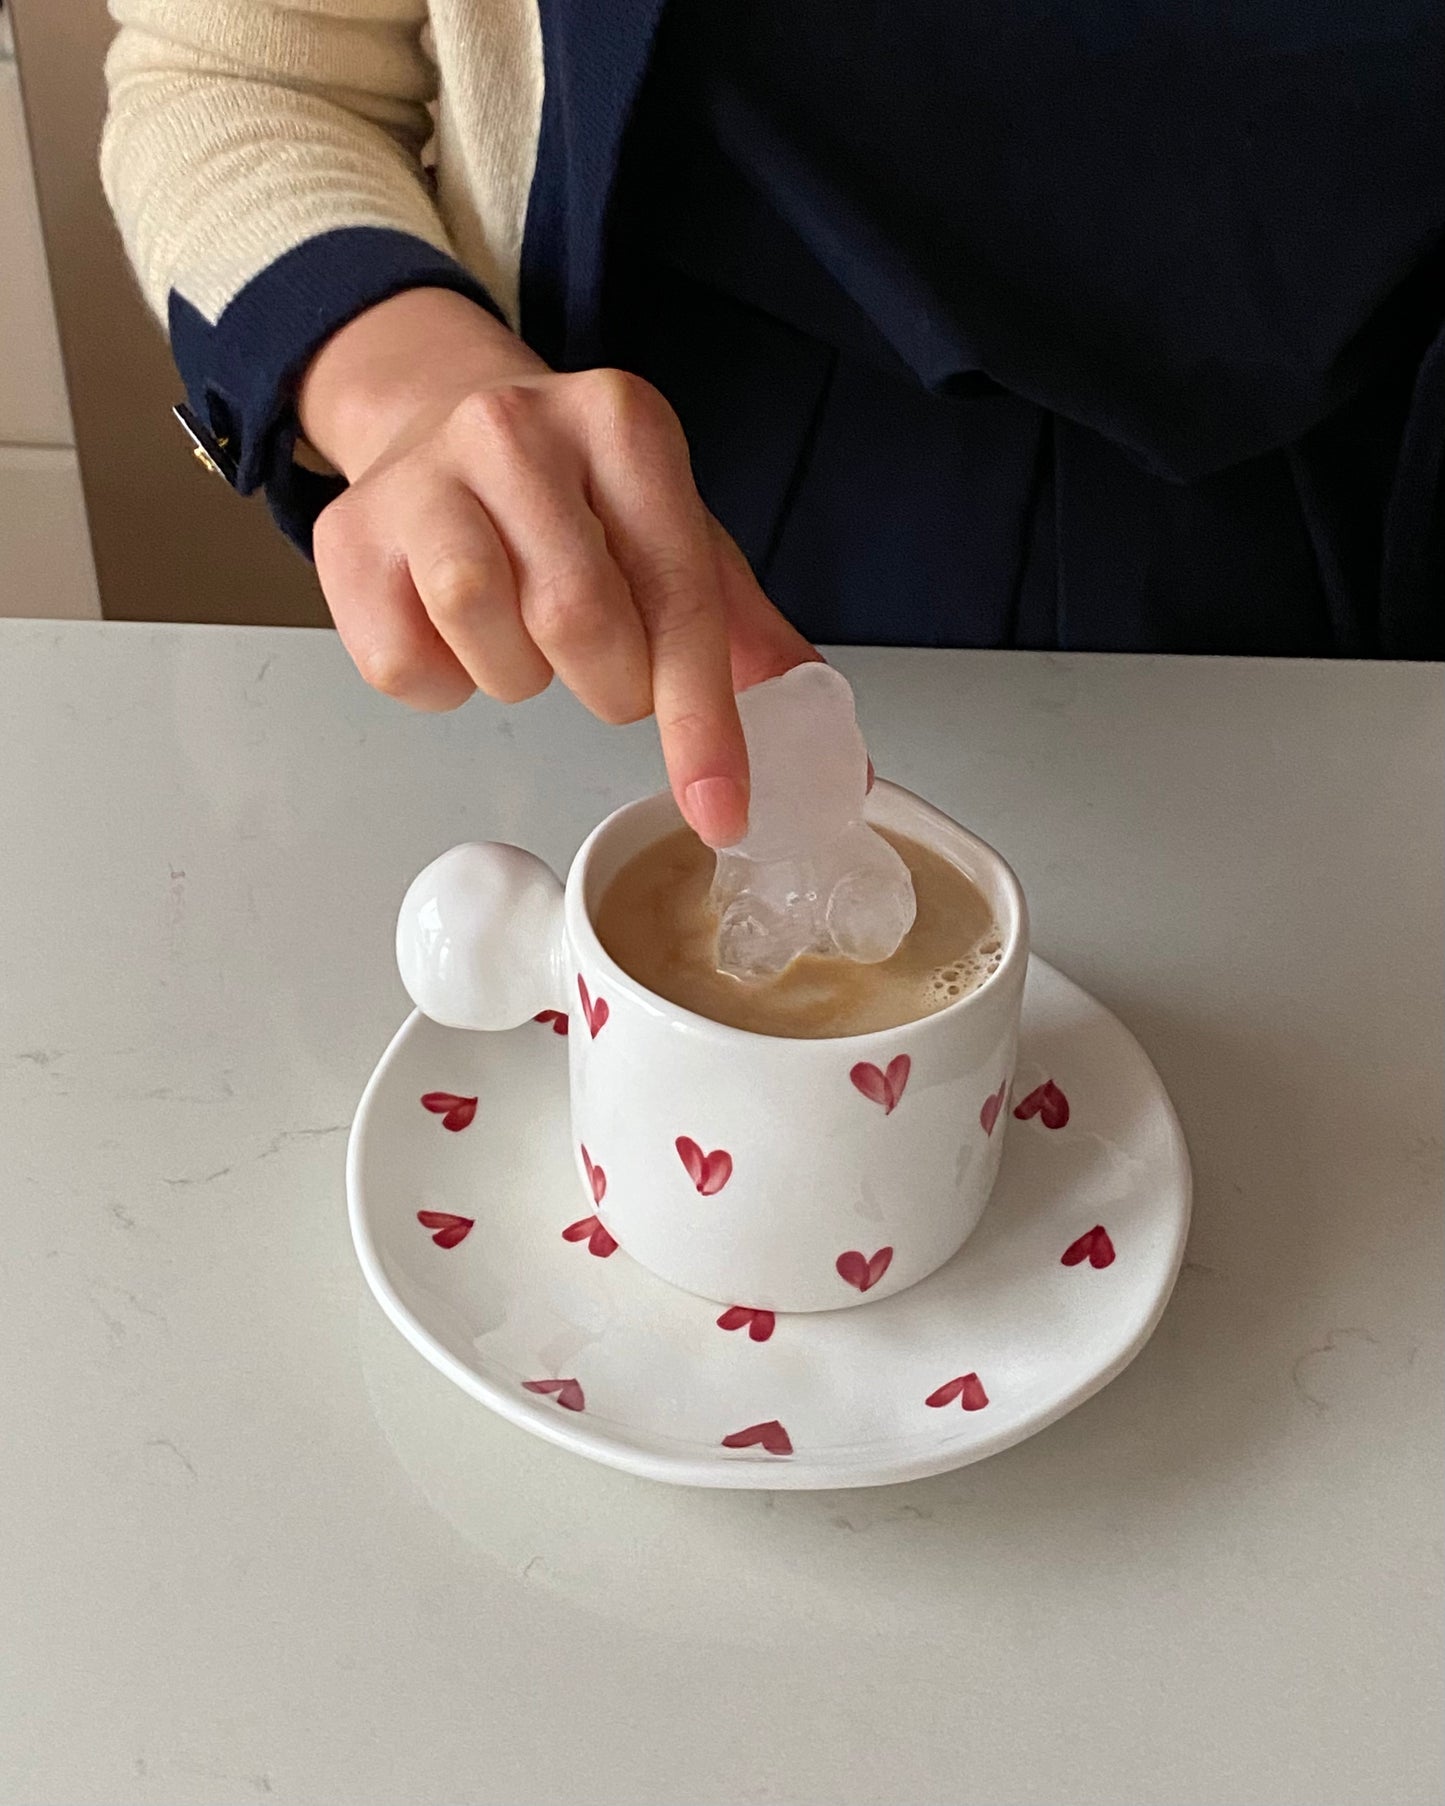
[{"left": 396, "top": 781, "right": 1028, "bottom": 1313}]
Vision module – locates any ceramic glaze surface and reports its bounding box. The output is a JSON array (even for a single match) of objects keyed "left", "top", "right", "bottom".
[{"left": 397, "top": 784, "right": 1028, "bottom": 1310}]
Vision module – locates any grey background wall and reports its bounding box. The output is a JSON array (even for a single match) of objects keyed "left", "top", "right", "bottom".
[
  {"left": 9, "top": 0, "right": 327, "bottom": 626},
  {"left": 0, "top": 0, "right": 101, "bottom": 620}
]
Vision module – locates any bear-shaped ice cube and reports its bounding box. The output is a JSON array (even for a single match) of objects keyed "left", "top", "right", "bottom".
[{"left": 712, "top": 663, "right": 916, "bottom": 981}]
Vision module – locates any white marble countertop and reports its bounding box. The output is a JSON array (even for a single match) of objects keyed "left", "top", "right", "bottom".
[{"left": 1, "top": 620, "right": 1440, "bottom": 1806}]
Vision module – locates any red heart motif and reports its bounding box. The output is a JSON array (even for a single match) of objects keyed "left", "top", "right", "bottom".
[
  {"left": 925, "top": 1372, "right": 989, "bottom": 1411},
  {"left": 850, "top": 1054, "right": 911, "bottom": 1114},
  {"left": 416, "top": 1210, "right": 474, "bottom": 1250},
  {"left": 979, "top": 1078, "right": 1008, "bottom": 1137},
  {"left": 835, "top": 1246, "right": 894, "bottom": 1292},
  {"left": 676, "top": 1137, "right": 733, "bottom": 1196},
  {"left": 716, "top": 1305, "right": 776, "bottom": 1343},
  {"left": 1061, "top": 1224, "right": 1115, "bottom": 1269},
  {"left": 420, "top": 1092, "right": 478, "bottom": 1133},
  {"left": 1014, "top": 1079, "right": 1070, "bottom": 1129},
  {"left": 534, "top": 1009, "right": 569, "bottom": 1036},
  {"left": 523, "top": 1377, "right": 585, "bottom": 1412},
  {"left": 721, "top": 1419, "right": 793, "bottom": 1455},
  {"left": 561, "top": 1214, "right": 618, "bottom": 1258},
  {"left": 580, "top": 1145, "right": 606, "bottom": 1205},
  {"left": 577, "top": 976, "right": 609, "bottom": 1039}
]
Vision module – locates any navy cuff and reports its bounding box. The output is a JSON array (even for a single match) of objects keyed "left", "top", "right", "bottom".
[{"left": 168, "top": 226, "right": 505, "bottom": 555}]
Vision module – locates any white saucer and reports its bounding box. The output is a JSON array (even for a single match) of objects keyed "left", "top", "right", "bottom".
[{"left": 347, "top": 957, "right": 1190, "bottom": 1489}]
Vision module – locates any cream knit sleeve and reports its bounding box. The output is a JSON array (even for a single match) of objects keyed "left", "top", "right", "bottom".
[{"left": 101, "top": 0, "right": 463, "bottom": 323}]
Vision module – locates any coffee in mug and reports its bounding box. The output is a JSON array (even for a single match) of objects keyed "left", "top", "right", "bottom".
[{"left": 594, "top": 827, "right": 1002, "bottom": 1038}]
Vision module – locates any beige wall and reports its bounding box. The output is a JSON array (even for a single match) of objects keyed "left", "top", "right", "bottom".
[{"left": 8, "top": 0, "right": 328, "bottom": 626}]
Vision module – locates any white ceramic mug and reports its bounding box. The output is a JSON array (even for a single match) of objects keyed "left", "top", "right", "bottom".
[{"left": 397, "top": 781, "right": 1028, "bottom": 1313}]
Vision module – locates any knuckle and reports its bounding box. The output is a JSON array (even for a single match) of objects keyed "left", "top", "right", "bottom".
[
  {"left": 654, "top": 701, "right": 717, "bottom": 744},
  {"left": 354, "top": 639, "right": 424, "bottom": 701},
  {"left": 485, "top": 667, "right": 552, "bottom": 707},
  {"left": 526, "top": 567, "right": 620, "bottom": 649},
  {"left": 423, "top": 557, "right": 491, "bottom": 628},
  {"left": 311, "top": 492, "right": 355, "bottom": 569},
  {"left": 635, "top": 571, "right": 710, "bottom": 638},
  {"left": 576, "top": 365, "right": 649, "bottom": 411},
  {"left": 416, "top": 684, "right": 474, "bottom": 715},
  {"left": 576, "top": 366, "right": 677, "bottom": 437},
  {"left": 450, "top": 383, "right": 536, "bottom": 445},
  {"left": 594, "top": 688, "right": 652, "bottom": 728}
]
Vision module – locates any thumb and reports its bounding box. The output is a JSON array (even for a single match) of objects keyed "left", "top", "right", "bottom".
[{"left": 706, "top": 515, "right": 822, "bottom": 692}]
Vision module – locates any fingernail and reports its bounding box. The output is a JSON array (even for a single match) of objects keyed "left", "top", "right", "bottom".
[{"left": 684, "top": 776, "right": 748, "bottom": 847}]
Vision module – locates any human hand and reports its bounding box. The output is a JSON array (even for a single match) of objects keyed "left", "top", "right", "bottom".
[{"left": 298, "top": 287, "right": 817, "bottom": 845}]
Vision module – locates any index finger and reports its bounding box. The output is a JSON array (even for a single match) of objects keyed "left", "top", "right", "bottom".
[
  {"left": 705, "top": 512, "right": 821, "bottom": 691},
  {"left": 581, "top": 390, "right": 750, "bottom": 847},
  {"left": 633, "top": 550, "right": 749, "bottom": 848}
]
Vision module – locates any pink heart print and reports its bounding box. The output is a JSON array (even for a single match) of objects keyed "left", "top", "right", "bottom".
[
  {"left": 420, "top": 1091, "right": 478, "bottom": 1133},
  {"left": 716, "top": 1305, "right": 776, "bottom": 1342},
  {"left": 850, "top": 1054, "right": 911, "bottom": 1114},
  {"left": 580, "top": 1145, "right": 606, "bottom": 1205},
  {"left": 416, "top": 1210, "right": 474, "bottom": 1250},
  {"left": 721, "top": 1420, "right": 793, "bottom": 1455},
  {"left": 577, "top": 976, "right": 609, "bottom": 1039},
  {"left": 1061, "top": 1224, "right": 1115, "bottom": 1269},
  {"left": 676, "top": 1137, "right": 734, "bottom": 1196},
  {"left": 533, "top": 1009, "right": 569, "bottom": 1036},
  {"left": 979, "top": 1078, "right": 1008, "bottom": 1137},
  {"left": 925, "top": 1373, "right": 989, "bottom": 1411},
  {"left": 523, "top": 1378, "right": 586, "bottom": 1412},
  {"left": 1014, "top": 1079, "right": 1070, "bottom": 1129},
  {"left": 835, "top": 1246, "right": 894, "bottom": 1292},
  {"left": 562, "top": 1214, "right": 618, "bottom": 1258}
]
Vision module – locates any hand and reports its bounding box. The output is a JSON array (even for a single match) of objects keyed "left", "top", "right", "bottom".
[{"left": 298, "top": 287, "right": 817, "bottom": 845}]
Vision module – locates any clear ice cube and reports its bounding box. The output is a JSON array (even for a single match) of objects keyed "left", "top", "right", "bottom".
[{"left": 712, "top": 663, "right": 916, "bottom": 981}]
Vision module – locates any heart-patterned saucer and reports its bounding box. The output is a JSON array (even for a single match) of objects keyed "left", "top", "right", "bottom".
[{"left": 347, "top": 957, "right": 1190, "bottom": 1489}]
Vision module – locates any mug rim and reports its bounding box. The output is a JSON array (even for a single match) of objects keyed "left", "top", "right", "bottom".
[{"left": 563, "top": 781, "right": 1029, "bottom": 1050}]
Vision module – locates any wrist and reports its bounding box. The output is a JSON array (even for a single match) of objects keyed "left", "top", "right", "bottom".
[{"left": 297, "top": 287, "right": 547, "bottom": 479}]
